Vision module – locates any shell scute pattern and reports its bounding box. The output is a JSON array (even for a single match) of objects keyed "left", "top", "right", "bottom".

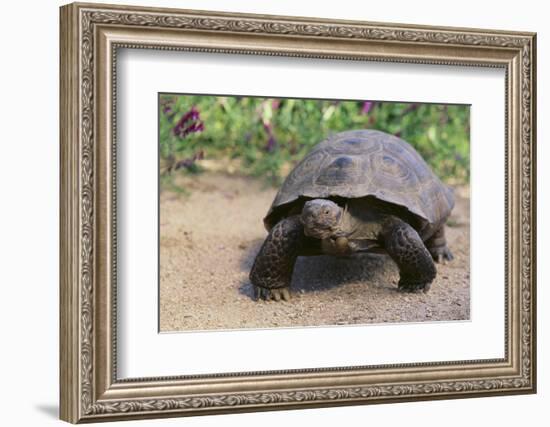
[
  {"left": 315, "top": 155, "right": 362, "bottom": 186},
  {"left": 265, "top": 130, "right": 454, "bottom": 229}
]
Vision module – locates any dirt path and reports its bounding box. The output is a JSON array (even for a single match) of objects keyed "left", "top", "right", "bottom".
[{"left": 160, "top": 173, "right": 470, "bottom": 332}]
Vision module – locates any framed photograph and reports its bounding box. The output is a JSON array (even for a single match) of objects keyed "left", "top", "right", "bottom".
[{"left": 60, "top": 2, "right": 536, "bottom": 423}]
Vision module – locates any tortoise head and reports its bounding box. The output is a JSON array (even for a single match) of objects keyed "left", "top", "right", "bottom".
[{"left": 300, "top": 199, "right": 343, "bottom": 239}]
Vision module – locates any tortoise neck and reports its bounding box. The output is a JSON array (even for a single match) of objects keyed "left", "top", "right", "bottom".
[{"left": 332, "top": 203, "right": 357, "bottom": 237}]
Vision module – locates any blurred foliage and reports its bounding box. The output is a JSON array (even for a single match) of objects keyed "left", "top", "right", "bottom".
[{"left": 159, "top": 94, "right": 470, "bottom": 187}]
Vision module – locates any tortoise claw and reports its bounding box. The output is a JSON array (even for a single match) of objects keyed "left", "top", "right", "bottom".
[
  {"left": 281, "top": 288, "right": 291, "bottom": 301},
  {"left": 252, "top": 286, "right": 291, "bottom": 302},
  {"left": 253, "top": 286, "right": 261, "bottom": 301},
  {"left": 431, "top": 247, "right": 454, "bottom": 264}
]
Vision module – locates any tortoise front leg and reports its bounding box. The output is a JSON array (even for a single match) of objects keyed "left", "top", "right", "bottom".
[
  {"left": 249, "top": 215, "right": 303, "bottom": 301},
  {"left": 381, "top": 217, "right": 437, "bottom": 293}
]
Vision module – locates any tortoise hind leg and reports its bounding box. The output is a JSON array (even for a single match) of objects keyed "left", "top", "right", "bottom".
[
  {"left": 426, "top": 224, "right": 454, "bottom": 263},
  {"left": 381, "top": 217, "right": 437, "bottom": 293},
  {"left": 249, "top": 215, "right": 303, "bottom": 301}
]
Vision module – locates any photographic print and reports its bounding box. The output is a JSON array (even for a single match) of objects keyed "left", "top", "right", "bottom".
[{"left": 159, "top": 94, "right": 470, "bottom": 332}]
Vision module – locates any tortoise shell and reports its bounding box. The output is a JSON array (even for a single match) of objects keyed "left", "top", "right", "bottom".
[{"left": 264, "top": 129, "right": 454, "bottom": 230}]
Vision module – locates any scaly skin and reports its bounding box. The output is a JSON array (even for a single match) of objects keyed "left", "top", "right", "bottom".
[
  {"left": 249, "top": 215, "right": 303, "bottom": 301},
  {"left": 381, "top": 216, "right": 437, "bottom": 293}
]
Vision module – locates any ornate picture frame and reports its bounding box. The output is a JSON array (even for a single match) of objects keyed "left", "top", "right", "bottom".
[{"left": 60, "top": 2, "right": 536, "bottom": 423}]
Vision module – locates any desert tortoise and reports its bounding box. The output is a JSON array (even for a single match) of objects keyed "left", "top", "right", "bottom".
[{"left": 250, "top": 129, "right": 455, "bottom": 301}]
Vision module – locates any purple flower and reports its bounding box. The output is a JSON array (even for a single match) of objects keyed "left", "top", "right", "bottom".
[
  {"left": 173, "top": 106, "right": 204, "bottom": 138},
  {"left": 186, "top": 122, "right": 204, "bottom": 134},
  {"left": 361, "top": 101, "right": 374, "bottom": 115},
  {"left": 160, "top": 97, "right": 175, "bottom": 116},
  {"left": 266, "top": 135, "right": 277, "bottom": 152},
  {"left": 181, "top": 106, "right": 200, "bottom": 122},
  {"left": 262, "top": 122, "right": 277, "bottom": 152}
]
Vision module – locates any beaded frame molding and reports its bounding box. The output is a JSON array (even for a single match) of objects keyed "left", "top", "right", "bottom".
[{"left": 60, "top": 2, "right": 536, "bottom": 423}]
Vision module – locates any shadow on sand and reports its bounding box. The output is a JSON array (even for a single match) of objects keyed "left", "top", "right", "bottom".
[{"left": 238, "top": 238, "right": 393, "bottom": 300}]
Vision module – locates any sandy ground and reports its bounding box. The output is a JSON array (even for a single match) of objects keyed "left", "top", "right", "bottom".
[{"left": 160, "top": 173, "right": 470, "bottom": 332}]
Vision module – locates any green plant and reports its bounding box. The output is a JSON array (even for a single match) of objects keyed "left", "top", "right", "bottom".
[{"left": 159, "top": 94, "right": 470, "bottom": 188}]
